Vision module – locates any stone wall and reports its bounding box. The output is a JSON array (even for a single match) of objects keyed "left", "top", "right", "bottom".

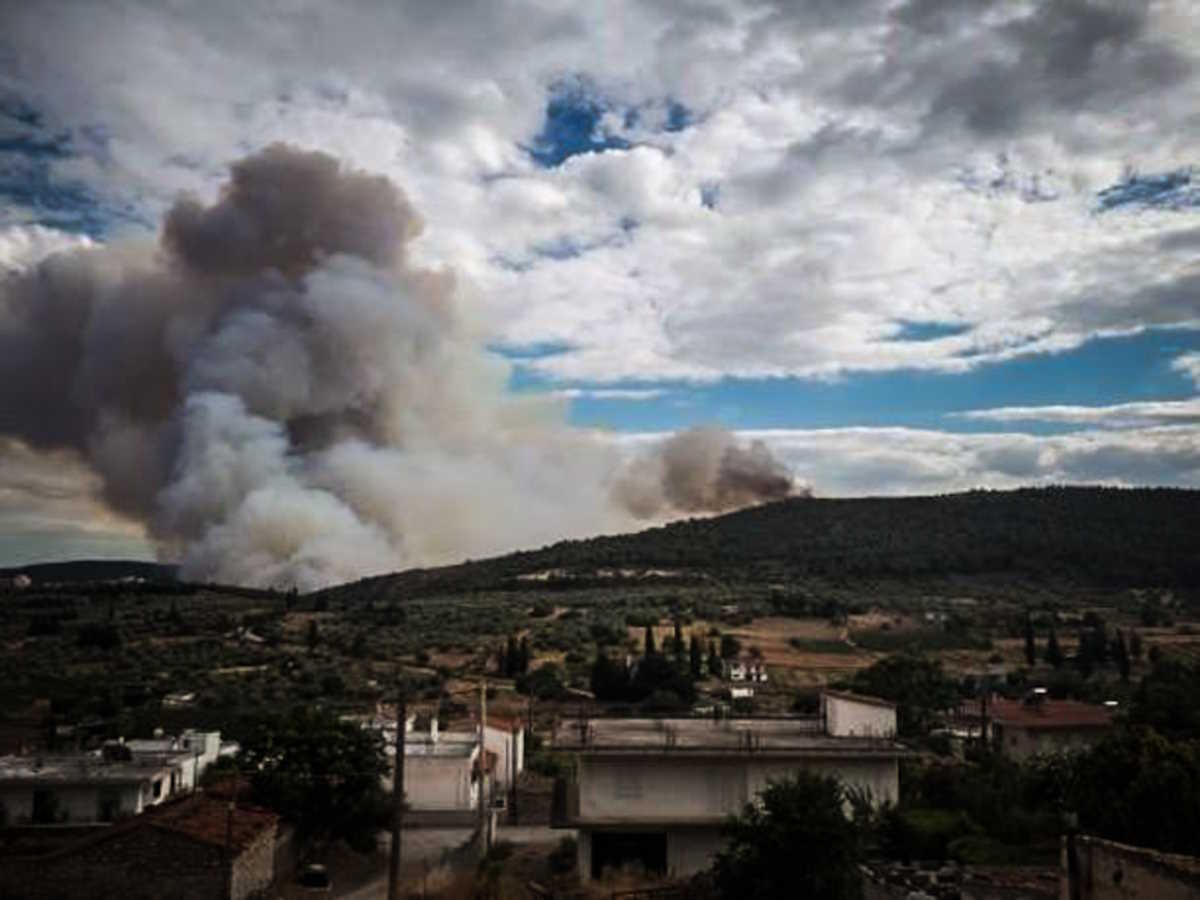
[
  {"left": 1062, "top": 835, "right": 1200, "bottom": 900},
  {"left": 231, "top": 818, "right": 277, "bottom": 899},
  {"left": 0, "top": 822, "right": 225, "bottom": 900},
  {"left": 0, "top": 815, "right": 278, "bottom": 900}
]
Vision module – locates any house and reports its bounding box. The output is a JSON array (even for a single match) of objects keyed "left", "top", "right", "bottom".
[
  {"left": 822, "top": 690, "right": 897, "bottom": 738},
  {"left": 552, "top": 692, "right": 908, "bottom": 881},
  {"left": 0, "top": 752, "right": 179, "bottom": 825},
  {"left": 988, "top": 691, "right": 1115, "bottom": 760},
  {"left": 726, "top": 659, "right": 768, "bottom": 683},
  {"left": 0, "top": 792, "right": 279, "bottom": 900},
  {"left": 0, "top": 730, "right": 228, "bottom": 825}
]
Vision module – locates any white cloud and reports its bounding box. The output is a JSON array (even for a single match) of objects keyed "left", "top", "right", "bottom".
[
  {"left": 0, "top": 1, "right": 1196, "bottom": 385},
  {"left": 550, "top": 388, "right": 668, "bottom": 401},
  {"left": 1173, "top": 352, "right": 1200, "bottom": 388},
  {"left": 954, "top": 398, "right": 1200, "bottom": 429}
]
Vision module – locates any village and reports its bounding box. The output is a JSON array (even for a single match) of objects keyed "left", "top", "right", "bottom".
[{"left": 0, "top": 628, "right": 1172, "bottom": 900}]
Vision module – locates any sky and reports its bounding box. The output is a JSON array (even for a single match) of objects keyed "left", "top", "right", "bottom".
[{"left": 0, "top": 0, "right": 1198, "bottom": 567}]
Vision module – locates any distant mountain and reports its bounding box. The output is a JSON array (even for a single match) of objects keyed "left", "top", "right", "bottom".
[
  {"left": 317, "top": 486, "right": 1200, "bottom": 602},
  {"left": 0, "top": 559, "right": 178, "bottom": 585}
]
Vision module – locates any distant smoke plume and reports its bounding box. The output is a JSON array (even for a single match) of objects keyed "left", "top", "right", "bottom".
[
  {"left": 613, "top": 427, "right": 802, "bottom": 519},
  {"left": 0, "top": 145, "right": 798, "bottom": 588}
]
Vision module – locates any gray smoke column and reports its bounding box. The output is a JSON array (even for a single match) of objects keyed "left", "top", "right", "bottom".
[
  {"left": 0, "top": 145, "right": 800, "bottom": 588},
  {"left": 613, "top": 427, "right": 803, "bottom": 519}
]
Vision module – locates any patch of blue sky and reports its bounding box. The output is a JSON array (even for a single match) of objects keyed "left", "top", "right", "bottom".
[
  {"left": 890, "top": 320, "right": 972, "bottom": 342},
  {"left": 0, "top": 98, "right": 136, "bottom": 237},
  {"left": 699, "top": 182, "right": 720, "bottom": 210},
  {"left": 510, "top": 328, "right": 1200, "bottom": 436},
  {"left": 489, "top": 341, "right": 574, "bottom": 362},
  {"left": 526, "top": 79, "right": 630, "bottom": 168},
  {"left": 527, "top": 79, "right": 695, "bottom": 168},
  {"left": 1097, "top": 167, "right": 1200, "bottom": 212}
]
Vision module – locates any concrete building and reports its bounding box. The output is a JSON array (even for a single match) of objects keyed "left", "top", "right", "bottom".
[
  {"left": 989, "top": 693, "right": 1114, "bottom": 760},
  {"left": 0, "top": 730, "right": 228, "bottom": 825},
  {"left": 0, "top": 753, "right": 178, "bottom": 824},
  {"left": 553, "top": 694, "right": 907, "bottom": 882},
  {"left": 822, "top": 690, "right": 897, "bottom": 738}
]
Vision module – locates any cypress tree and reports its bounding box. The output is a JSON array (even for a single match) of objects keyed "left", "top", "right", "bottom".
[
  {"left": 689, "top": 635, "right": 704, "bottom": 679},
  {"left": 1024, "top": 614, "right": 1037, "bottom": 667},
  {"left": 644, "top": 625, "right": 657, "bottom": 657},
  {"left": 1114, "top": 629, "right": 1131, "bottom": 682},
  {"left": 1046, "top": 626, "right": 1064, "bottom": 668}
]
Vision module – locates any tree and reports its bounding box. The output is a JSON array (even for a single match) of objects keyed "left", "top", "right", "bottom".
[
  {"left": 847, "top": 653, "right": 958, "bottom": 737},
  {"left": 1024, "top": 615, "right": 1036, "bottom": 667},
  {"left": 239, "top": 706, "right": 387, "bottom": 852},
  {"left": 671, "top": 620, "right": 686, "bottom": 663},
  {"left": 708, "top": 640, "right": 723, "bottom": 676},
  {"left": 1130, "top": 631, "right": 1144, "bottom": 661},
  {"left": 496, "top": 642, "right": 508, "bottom": 677},
  {"left": 1045, "top": 626, "right": 1064, "bottom": 668},
  {"left": 720, "top": 634, "right": 741, "bottom": 660},
  {"left": 1076, "top": 629, "right": 1094, "bottom": 679},
  {"left": 689, "top": 635, "right": 704, "bottom": 680},
  {"left": 516, "top": 663, "right": 567, "bottom": 700},
  {"left": 1114, "top": 629, "right": 1131, "bottom": 682},
  {"left": 590, "top": 651, "right": 631, "bottom": 701},
  {"left": 517, "top": 636, "right": 531, "bottom": 674},
  {"left": 306, "top": 619, "right": 319, "bottom": 652},
  {"left": 712, "top": 772, "right": 862, "bottom": 900},
  {"left": 644, "top": 625, "right": 657, "bottom": 657},
  {"left": 505, "top": 634, "right": 519, "bottom": 676}
]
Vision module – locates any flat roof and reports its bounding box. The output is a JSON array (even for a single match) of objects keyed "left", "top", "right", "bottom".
[
  {"left": 990, "top": 698, "right": 1114, "bottom": 730},
  {"left": 0, "top": 755, "right": 173, "bottom": 787},
  {"left": 823, "top": 689, "right": 897, "bottom": 710},
  {"left": 553, "top": 717, "right": 907, "bottom": 757}
]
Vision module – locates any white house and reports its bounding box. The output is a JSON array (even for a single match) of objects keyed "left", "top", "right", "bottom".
[
  {"left": 0, "top": 753, "right": 177, "bottom": 824},
  {"left": 552, "top": 693, "right": 907, "bottom": 881},
  {"left": 822, "top": 690, "right": 897, "bottom": 738}
]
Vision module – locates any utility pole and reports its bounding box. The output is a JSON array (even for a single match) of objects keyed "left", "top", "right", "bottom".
[
  {"left": 387, "top": 688, "right": 407, "bottom": 900},
  {"left": 224, "top": 775, "right": 239, "bottom": 900},
  {"left": 478, "top": 677, "right": 490, "bottom": 855}
]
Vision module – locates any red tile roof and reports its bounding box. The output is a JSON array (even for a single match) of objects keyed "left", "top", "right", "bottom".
[
  {"left": 149, "top": 794, "right": 277, "bottom": 852},
  {"left": 989, "top": 698, "right": 1114, "bottom": 730}
]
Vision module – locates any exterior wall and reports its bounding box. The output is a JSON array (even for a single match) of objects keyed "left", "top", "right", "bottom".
[
  {"left": 404, "top": 754, "right": 477, "bottom": 810},
  {"left": 825, "top": 695, "right": 897, "bottom": 738},
  {"left": 576, "top": 828, "right": 591, "bottom": 878},
  {"left": 0, "top": 782, "right": 145, "bottom": 824},
  {"left": 231, "top": 819, "right": 278, "bottom": 900},
  {"left": 484, "top": 725, "right": 524, "bottom": 789},
  {"left": 666, "top": 827, "right": 726, "bottom": 878},
  {"left": 578, "top": 754, "right": 898, "bottom": 826},
  {"left": 1062, "top": 835, "right": 1200, "bottom": 900},
  {"left": 997, "top": 724, "right": 1107, "bottom": 761}
]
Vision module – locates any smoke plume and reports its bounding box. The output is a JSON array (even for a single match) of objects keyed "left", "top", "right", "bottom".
[
  {"left": 613, "top": 427, "right": 802, "bottom": 519},
  {"left": 0, "top": 145, "right": 797, "bottom": 588}
]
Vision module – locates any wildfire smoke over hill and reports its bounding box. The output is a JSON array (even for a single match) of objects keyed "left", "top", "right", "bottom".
[{"left": 0, "top": 145, "right": 797, "bottom": 588}]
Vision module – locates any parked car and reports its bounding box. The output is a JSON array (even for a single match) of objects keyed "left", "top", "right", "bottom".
[{"left": 298, "top": 863, "right": 332, "bottom": 894}]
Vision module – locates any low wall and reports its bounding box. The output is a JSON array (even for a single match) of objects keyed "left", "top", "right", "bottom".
[{"left": 1062, "top": 835, "right": 1200, "bottom": 900}]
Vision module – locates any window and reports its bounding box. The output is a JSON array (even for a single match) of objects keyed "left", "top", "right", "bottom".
[{"left": 152, "top": 779, "right": 163, "bottom": 800}]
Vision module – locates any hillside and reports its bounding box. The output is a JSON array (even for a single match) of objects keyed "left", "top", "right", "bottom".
[
  {"left": 319, "top": 486, "right": 1200, "bottom": 603},
  {"left": 0, "top": 559, "right": 178, "bottom": 585}
]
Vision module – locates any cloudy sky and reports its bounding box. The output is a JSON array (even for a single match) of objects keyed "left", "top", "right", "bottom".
[{"left": 1, "top": 0, "right": 1198, "bottom": 566}]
